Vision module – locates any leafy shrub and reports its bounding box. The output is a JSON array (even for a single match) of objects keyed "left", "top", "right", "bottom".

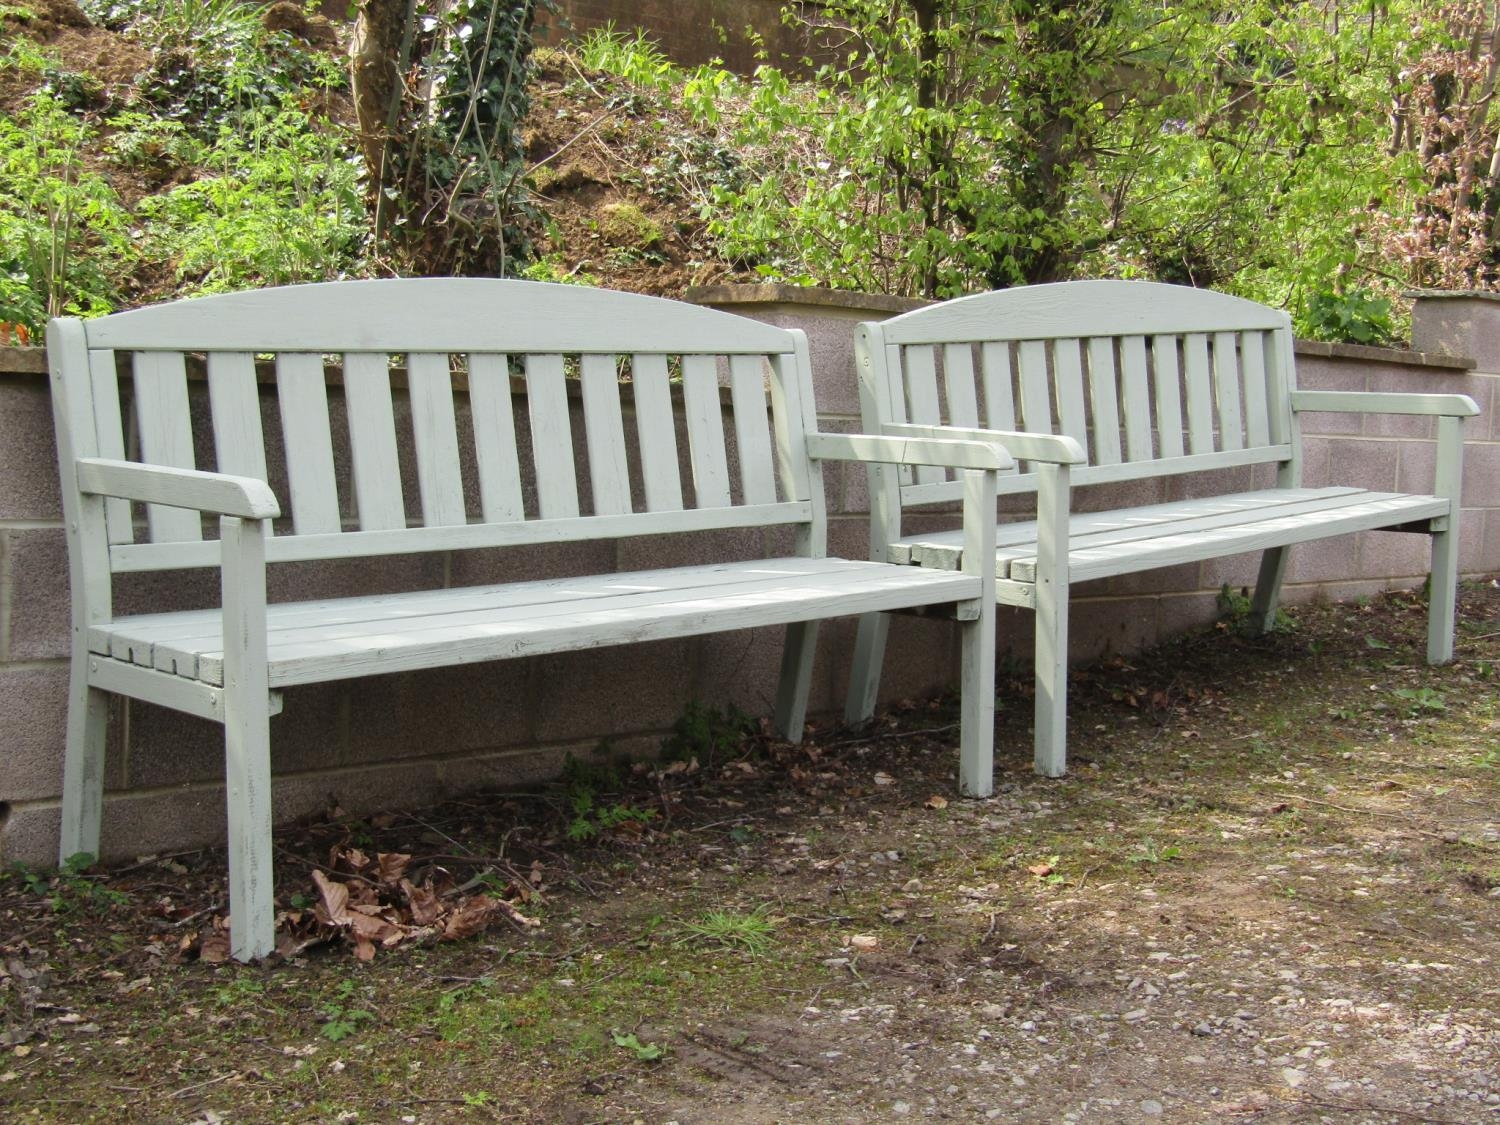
[
  {"left": 136, "top": 103, "right": 364, "bottom": 293},
  {"left": 0, "top": 93, "right": 133, "bottom": 334},
  {"left": 1296, "top": 288, "right": 1396, "bottom": 347}
]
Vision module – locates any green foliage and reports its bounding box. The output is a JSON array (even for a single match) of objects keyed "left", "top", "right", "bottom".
[
  {"left": 373, "top": 0, "right": 550, "bottom": 275},
  {"left": 673, "top": 904, "right": 777, "bottom": 955},
  {"left": 5, "top": 853, "right": 130, "bottom": 915},
  {"left": 660, "top": 700, "right": 754, "bottom": 769},
  {"left": 559, "top": 749, "right": 655, "bottom": 841},
  {"left": 1392, "top": 686, "right": 1447, "bottom": 717},
  {"left": 1127, "top": 838, "right": 1183, "bottom": 866},
  {"left": 319, "top": 979, "right": 375, "bottom": 1041},
  {"left": 576, "top": 24, "right": 678, "bottom": 93},
  {"left": 136, "top": 102, "right": 364, "bottom": 293},
  {"left": 611, "top": 1030, "right": 666, "bottom": 1061},
  {"left": 1297, "top": 288, "right": 1397, "bottom": 346},
  {"left": 0, "top": 92, "right": 133, "bottom": 334}
]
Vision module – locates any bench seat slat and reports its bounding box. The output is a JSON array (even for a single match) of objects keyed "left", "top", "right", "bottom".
[
  {"left": 892, "top": 488, "right": 1444, "bottom": 583},
  {"left": 90, "top": 559, "right": 979, "bottom": 689}
]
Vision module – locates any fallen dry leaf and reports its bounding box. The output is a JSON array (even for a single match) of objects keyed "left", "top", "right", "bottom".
[{"left": 924, "top": 795, "right": 948, "bottom": 810}]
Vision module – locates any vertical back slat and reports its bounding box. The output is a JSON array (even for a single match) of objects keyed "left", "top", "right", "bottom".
[
  {"left": 631, "top": 353, "right": 683, "bottom": 512},
  {"left": 680, "top": 354, "right": 732, "bottom": 509},
  {"left": 1120, "top": 336, "right": 1153, "bottom": 460},
  {"left": 134, "top": 351, "right": 203, "bottom": 542},
  {"left": 207, "top": 353, "right": 269, "bottom": 481},
  {"left": 1152, "top": 336, "right": 1187, "bottom": 458},
  {"left": 88, "top": 349, "right": 131, "bottom": 543},
  {"left": 942, "top": 343, "right": 980, "bottom": 428},
  {"left": 768, "top": 350, "right": 814, "bottom": 508},
  {"left": 408, "top": 352, "right": 467, "bottom": 526},
  {"left": 342, "top": 352, "right": 406, "bottom": 531},
  {"left": 980, "top": 342, "right": 1016, "bottom": 432},
  {"left": 1213, "top": 331, "right": 1245, "bottom": 451},
  {"left": 1086, "top": 337, "right": 1122, "bottom": 466},
  {"left": 1181, "top": 333, "right": 1214, "bottom": 455},
  {"left": 1241, "top": 331, "right": 1271, "bottom": 447},
  {"left": 276, "top": 354, "right": 341, "bottom": 534},
  {"left": 525, "top": 353, "right": 579, "bottom": 520},
  {"left": 579, "top": 354, "right": 633, "bottom": 516},
  {"left": 1053, "top": 339, "right": 1089, "bottom": 457},
  {"left": 729, "top": 354, "right": 778, "bottom": 505},
  {"left": 468, "top": 353, "right": 524, "bottom": 522},
  {"left": 903, "top": 345, "right": 943, "bottom": 486},
  {"left": 1017, "top": 340, "right": 1052, "bottom": 433}
]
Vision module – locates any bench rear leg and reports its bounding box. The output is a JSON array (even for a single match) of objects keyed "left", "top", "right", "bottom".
[
  {"left": 59, "top": 662, "right": 109, "bottom": 865},
  {"left": 1427, "top": 523, "right": 1459, "bottom": 664},
  {"left": 844, "top": 612, "right": 889, "bottom": 726},
  {"left": 1250, "top": 546, "right": 1291, "bottom": 635},
  {"left": 773, "top": 620, "right": 819, "bottom": 743}
]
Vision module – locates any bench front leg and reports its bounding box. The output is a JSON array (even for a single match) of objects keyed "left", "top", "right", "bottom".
[
  {"left": 59, "top": 660, "right": 110, "bottom": 866},
  {"left": 1033, "top": 461, "right": 1071, "bottom": 778},
  {"left": 1428, "top": 413, "right": 1467, "bottom": 664},
  {"left": 958, "top": 467, "right": 998, "bottom": 796},
  {"left": 220, "top": 515, "right": 276, "bottom": 962}
]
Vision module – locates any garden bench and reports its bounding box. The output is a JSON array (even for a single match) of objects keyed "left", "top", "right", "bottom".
[
  {"left": 846, "top": 280, "right": 1479, "bottom": 785},
  {"left": 48, "top": 278, "right": 1007, "bottom": 961}
]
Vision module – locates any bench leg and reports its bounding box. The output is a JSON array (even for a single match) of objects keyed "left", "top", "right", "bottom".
[
  {"left": 221, "top": 516, "right": 276, "bottom": 962},
  {"left": 773, "top": 620, "right": 819, "bottom": 743},
  {"left": 1427, "top": 524, "right": 1460, "bottom": 665},
  {"left": 1033, "top": 595, "right": 1069, "bottom": 778},
  {"left": 844, "top": 612, "right": 889, "bottom": 726},
  {"left": 1250, "top": 546, "right": 1291, "bottom": 635},
  {"left": 957, "top": 604, "right": 997, "bottom": 798},
  {"left": 59, "top": 657, "right": 109, "bottom": 865}
]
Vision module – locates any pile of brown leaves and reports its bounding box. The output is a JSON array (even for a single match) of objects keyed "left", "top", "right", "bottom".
[{"left": 198, "top": 847, "right": 544, "bottom": 963}]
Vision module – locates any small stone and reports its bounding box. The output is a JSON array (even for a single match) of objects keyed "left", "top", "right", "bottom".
[
  {"left": 1140, "top": 1099, "right": 1164, "bottom": 1115},
  {"left": 1283, "top": 1068, "right": 1307, "bottom": 1088}
]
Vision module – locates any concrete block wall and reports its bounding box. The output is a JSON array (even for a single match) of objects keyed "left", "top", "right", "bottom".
[{"left": 1, "top": 286, "right": 1496, "bottom": 866}]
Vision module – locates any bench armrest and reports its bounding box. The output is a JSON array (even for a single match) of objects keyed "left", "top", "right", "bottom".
[
  {"left": 882, "top": 423, "right": 1086, "bottom": 465},
  {"left": 1290, "top": 390, "right": 1480, "bottom": 418},
  {"left": 76, "top": 458, "right": 281, "bottom": 519},
  {"left": 805, "top": 432, "right": 1013, "bottom": 471}
]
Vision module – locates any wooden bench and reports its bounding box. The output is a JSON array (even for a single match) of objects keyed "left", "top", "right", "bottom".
[
  {"left": 845, "top": 280, "right": 1480, "bottom": 785},
  {"left": 47, "top": 278, "right": 1008, "bottom": 960}
]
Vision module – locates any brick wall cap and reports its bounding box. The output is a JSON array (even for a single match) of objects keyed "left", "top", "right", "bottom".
[
  {"left": 685, "top": 283, "right": 929, "bottom": 316},
  {"left": 0, "top": 346, "right": 47, "bottom": 376},
  {"left": 1293, "top": 338, "right": 1474, "bottom": 372},
  {"left": 1405, "top": 289, "right": 1500, "bottom": 302}
]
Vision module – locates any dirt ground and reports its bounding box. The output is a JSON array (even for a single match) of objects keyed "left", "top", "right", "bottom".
[{"left": 3, "top": 581, "right": 1499, "bottom": 1123}]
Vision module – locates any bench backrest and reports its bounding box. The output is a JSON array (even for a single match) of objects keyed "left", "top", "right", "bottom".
[
  {"left": 859, "top": 280, "right": 1299, "bottom": 506},
  {"left": 49, "top": 279, "right": 825, "bottom": 585}
]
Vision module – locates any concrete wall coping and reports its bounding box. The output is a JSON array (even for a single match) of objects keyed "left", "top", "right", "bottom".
[
  {"left": 1407, "top": 290, "right": 1500, "bottom": 303},
  {"left": 1292, "top": 338, "right": 1474, "bottom": 372},
  {"left": 0, "top": 346, "right": 46, "bottom": 376},
  {"left": 685, "top": 283, "right": 929, "bottom": 316}
]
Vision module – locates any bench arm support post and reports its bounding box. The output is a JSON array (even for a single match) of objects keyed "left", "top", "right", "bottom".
[{"left": 220, "top": 514, "right": 276, "bottom": 961}]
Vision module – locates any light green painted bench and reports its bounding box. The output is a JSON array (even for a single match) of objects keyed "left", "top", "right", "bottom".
[
  {"left": 846, "top": 280, "right": 1479, "bottom": 785},
  {"left": 48, "top": 278, "right": 1008, "bottom": 960}
]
